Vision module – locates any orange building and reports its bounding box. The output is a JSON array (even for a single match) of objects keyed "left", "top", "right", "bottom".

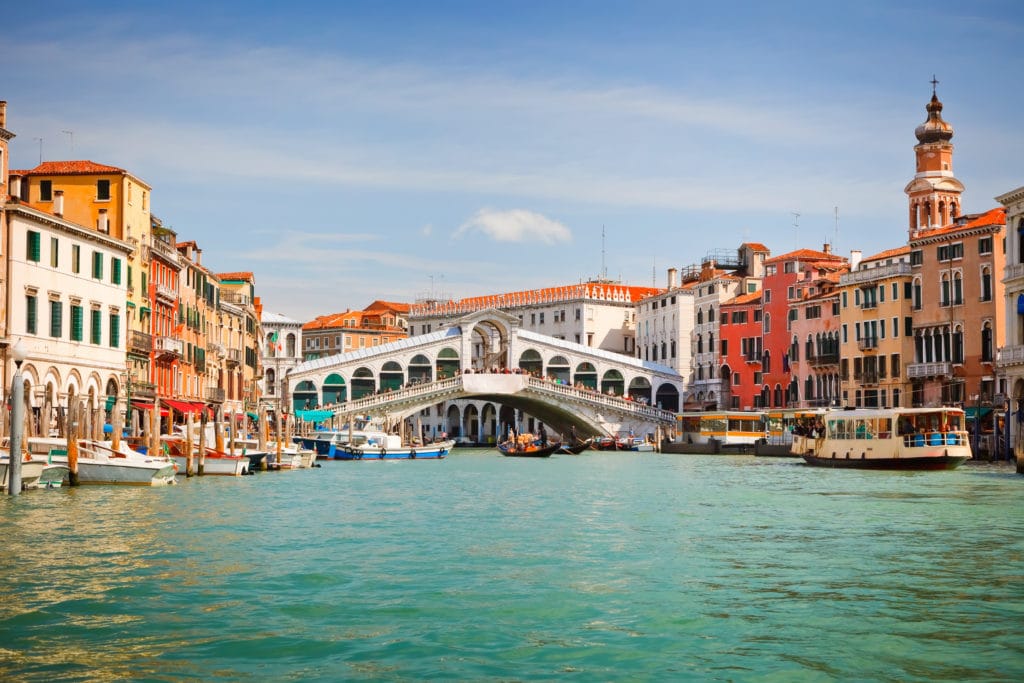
[
  {"left": 303, "top": 302, "right": 409, "bottom": 361},
  {"left": 904, "top": 88, "right": 1006, "bottom": 408}
]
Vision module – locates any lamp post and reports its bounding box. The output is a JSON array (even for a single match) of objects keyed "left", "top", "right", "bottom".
[{"left": 8, "top": 340, "right": 28, "bottom": 495}]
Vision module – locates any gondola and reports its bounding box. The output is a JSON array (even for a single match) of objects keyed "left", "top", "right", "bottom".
[
  {"left": 558, "top": 438, "right": 593, "bottom": 455},
  {"left": 497, "top": 440, "right": 561, "bottom": 458}
]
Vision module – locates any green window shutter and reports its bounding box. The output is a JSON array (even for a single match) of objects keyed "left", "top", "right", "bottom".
[
  {"left": 92, "top": 251, "right": 103, "bottom": 279},
  {"left": 141, "top": 272, "right": 147, "bottom": 292},
  {"left": 127, "top": 265, "right": 133, "bottom": 290},
  {"left": 49, "top": 300, "right": 62, "bottom": 338},
  {"left": 26, "top": 295, "right": 37, "bottom": 334},
  {"left": 27, "top": 231, "right": 41, "bottom": 262},
  {"left": 71, "top": 305, "right": 84, "bottom": 342},
  {"left": 112, "top": 257, "right": 122, "bottom": 284},
  {"left": 91, "top": 309, "right": 102, "bottom": 344},
  {"left": 109, "top": 313, "right": 120, "bottom": 348}
]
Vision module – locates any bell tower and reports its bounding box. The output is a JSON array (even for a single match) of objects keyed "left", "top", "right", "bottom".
[{"left": 904, "top": 78, "right": 965, "bottom": 238}]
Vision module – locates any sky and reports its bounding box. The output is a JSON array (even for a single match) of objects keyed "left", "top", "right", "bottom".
[{"left": 4, "top": 1, "right": 1022, "bottom": 322}]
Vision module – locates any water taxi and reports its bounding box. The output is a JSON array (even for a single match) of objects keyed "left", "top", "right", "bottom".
[
  {"left": 677, "top": 411, "right": 766, "bottom": 450},
  {"left": 793, "top": 407, "right": 971, "bottom": 470}
]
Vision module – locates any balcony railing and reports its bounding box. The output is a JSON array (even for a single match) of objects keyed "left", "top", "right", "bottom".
[
  {"left": 858, "top": 336, "right": 879, "bottom": 351},
  {"left": 839, "top": 261, "right": 912, "bottom": 285},
  {"left": 129, "top": 330, "right": 153, "bottom": 354},
  {"left": 1004, "top": 263, "right": 1024, "bottom": 282},
  {"left": 221, "top": 292, "right": 251, "bottom": 306},
  {"left": 205, "top": 387, "right": 226, "bottom": 403},
  {"left": 150, "top": 236, "right": 178, "bottom": 262},
  {"left": 997, "top": 344, "right": 1024, "bottom": 368},
  {"left": 226, "top": 348, "right": 242, "bottom": 366},
  {"left": 808, "top": 352, "right": 840, "bottom": 367},
  {"left": 154, "top": 283, "right": 176, "bottom": 304},
  {"left": 155, "top": 336, "right": 183, "bottom": 359},
  {"left": 131, "top": 381, "right": 156, "bottom": 399},
  {"left": 907, "top": 362, "right": 952, "bottom": 378},
  {"left": 207, "top": 341, "right": 225, "bottom": 357}
]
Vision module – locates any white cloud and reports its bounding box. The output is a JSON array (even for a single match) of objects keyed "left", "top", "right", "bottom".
[{"left": 454, "top": 209, "right": 572, "bottom": 244}]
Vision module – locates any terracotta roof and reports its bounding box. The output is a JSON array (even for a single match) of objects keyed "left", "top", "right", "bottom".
[
  {"left": 364, "top": 300, "right": 411, "bottom": 313},
  {"left": 862, "top": 245, "right": 911, "bottom": 263},
  {"left": 217, "top": 271, "right": 254, "bottom": 282},
  {"left": 24, "top": 160, "right": 126, "bottom": 175},
  {"left": 742, "top": 242, "right": 770, "bottom": 252},
  {"left": 723, "top": 291, "right": 762, "bottom": 306},
  {"left": 302, "top": 309, "right": 405, "bottom": 332},
  {"left": 913, "top": 207, "right": 1007, "bottom": 240},
  {"left": 411, "top": 282, "right": 662, "bottom": 316},
  {"left": 176, "top": 240, "right": 198, "bottom": 249},
  {"left": 764, "top": 248, "right": 846, "bottom": 265}
]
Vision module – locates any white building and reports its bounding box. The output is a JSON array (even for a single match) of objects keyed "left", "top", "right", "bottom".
[
  {"left": 635, "top": 268, "right": 696, "bottom": 382},
  {"left": 996, "top": 185, "right": 1024, "bottom": 466},
  {"left": 3, "top": 200, "right": 131, "bottom": 428},
  {"left": 261, "top": 310, "right": 303, "bottom": 408}
]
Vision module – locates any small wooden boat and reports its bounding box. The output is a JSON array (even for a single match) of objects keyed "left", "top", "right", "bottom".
[
  {"left": 498, "top": 440, "right": 561, "bottom": 458},
  {"left": 558, "top": 438, "right": 593, "bottom": 455}
]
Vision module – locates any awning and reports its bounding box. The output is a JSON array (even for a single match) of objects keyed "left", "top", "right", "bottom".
[
  {"left": 130, "top": 401, "right": 169, "bottom": 416},
  {"left": 104, "top": 395, "right": 117, "bottom": 411},
  {"left": 964, "top": 407, "right": 993, "bottom": 419},
  {"left": 246, "top": 411, "right": 259, "bottom": 420},
  {"left": 164, "top": 399, "right": 208, "bottom": 414},
  {"left": 296, "top": 409, "right": 334, "bottom": 422}
]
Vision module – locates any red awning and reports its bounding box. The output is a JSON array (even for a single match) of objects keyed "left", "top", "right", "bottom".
[
  {"left": 164, "top": 399, "right": 208, "bottom": 414},
  {"left": 130, "top": 401, "right": 168, "bottom": 416}
]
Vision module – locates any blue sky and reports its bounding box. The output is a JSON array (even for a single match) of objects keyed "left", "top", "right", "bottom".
[{"left": 5, "top": 1, "right": 1022, "bottom": 321}]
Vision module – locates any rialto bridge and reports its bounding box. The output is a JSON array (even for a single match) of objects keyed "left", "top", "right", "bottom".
[{"left": 280, "top": 309, "right": 683, "bottom": 442}]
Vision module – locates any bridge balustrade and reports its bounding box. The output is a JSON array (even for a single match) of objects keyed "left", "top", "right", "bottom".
[{"left": 525, "top": 377, "right": 675, "bottom": 422}]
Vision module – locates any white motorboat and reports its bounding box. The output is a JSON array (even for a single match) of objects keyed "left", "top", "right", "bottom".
[
  {"left": 0, "top": 452, "right": 67, "bottom": 490},
  {"left": 19, "top": 437, "right": 177, "bottom": 486}
]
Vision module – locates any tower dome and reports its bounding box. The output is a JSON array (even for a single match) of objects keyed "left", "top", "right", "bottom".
[{"left": 915, "top": 92, "right": 954, "bottom": 144}]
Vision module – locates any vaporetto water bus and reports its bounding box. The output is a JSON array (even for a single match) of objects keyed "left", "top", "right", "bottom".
[
  {"left": 677, "top": 411, "right": 766, "bottom": 451},
  {"left": 792, "top": 406, "right": 972, "bottom": 470}
]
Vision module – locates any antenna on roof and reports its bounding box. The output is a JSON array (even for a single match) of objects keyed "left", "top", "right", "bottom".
[
  {"left": 652, "top": 256, "right": 656, "bottom": 287},
  {"left": 833, "top": 206, "right": 840, "bottom": 254},
  {"left": 62, "top": 130, "right": 74, "bottom": 156},
  {"left": 601, "top": 225, "right": 607, "bottom": 280},
  {"left": 33, "top": 137, "right": 43, "bottom": 164},
  {"left": 792, "top": 212, "right": 801, "bottom": 248}
]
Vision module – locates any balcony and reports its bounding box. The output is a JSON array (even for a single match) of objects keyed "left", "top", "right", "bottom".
[
  {"left": 131, "top": 381, "right": 156, "bottom": 399},
  {"left": 154, "top": 283, "right": 177, "bottom": 305},
  {"left": 1004, "top": 263, "right": 1024, "bottom": 282},
  {"left": 997, "top": 344, "right": 1024, "bottom": 368},
  {"left": 221, "top": 292, "right": 251, "bottom": 307},
  {"left": 226, "top": 348, "right": 242, "bottom": 367},
  {"left": 856, "top": 371, "right": 880, "bottom": 386},
  {"left": 808, "top": 352, "right": 840, "bottom": 367},
  {"left": 858, "top": 337, "right": 879, "bottom": 351},
  {"left": 207, "top": 341, "right": 225, "bottom": 357},
  {"left": 839, "top": 261, "right": 912, "bottom": 286},
  {"left": 205, "top": 387, "right": 226, "bottom": 403},
  {"left": 129, "top": 330, "right": 153, "bottom": 355},
  {"left": 150, "top": 236, "right": 179, "bottom": 262},
  {"left": 907, "top": 362, "right": 952, "bottom": 379},
  {"left": 154, "top": 336, "right": 183, "bottom": 359}
]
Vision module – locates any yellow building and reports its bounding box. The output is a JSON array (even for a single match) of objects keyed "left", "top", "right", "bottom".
[
  {"left": 838, "top": 247, "right": 915, "bottom": 408},
  {"left": 217, "top": 272, "right": 262, "bottom": 416}
]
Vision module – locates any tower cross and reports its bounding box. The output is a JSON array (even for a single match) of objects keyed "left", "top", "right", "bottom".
[{"left": 931, "top": 75, "right": 939, "bottom": 95}]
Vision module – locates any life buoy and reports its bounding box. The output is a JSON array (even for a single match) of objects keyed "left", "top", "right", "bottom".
[{"left": 410, "top": 450, "right": 416, "bottom": 459}]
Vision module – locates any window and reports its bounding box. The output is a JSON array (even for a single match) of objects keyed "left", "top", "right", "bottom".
[
  {"left": 763, "top": 290, "right": 771, "bottom": 303},
  {"left": 910, "top": 249, "right": 923, "bottom": 266},
  {"left": 721, "top": 339, "right": 728, "bottom": 356},
  {"left": 39, "top": 180, "right": 52, "bottom": 201},
  {"left": 50, "top": 237, "right": 59, "bottom": 267},
  {"left": 978, "top": 236, "right": 992, "bottom": 254},
  {"left": 71, "top": 304, "right": 83, "bottom": 342},
  {"left": 26, "top": 294, "right": 37, "bottom": 334},
  {"left": 97, "top": 179, "right": 111, "bottom": 201},
  {"left": 981, "top": 267, "right": 992, "bottom": 302},
  {"left": 111, "top": 257, "right": 122, "bottom": 285},
  {"left": 92, "top": 251, "right": 103, "bottom": 279},
  {"left": 27, "top": 231, "right": 41, "bottom": 262},
  {"left": 72, "top": 245, "right": 80, "bottom": 273},
  {"left": 49, "top": 300, "right": 62, "bottom": 338},
  {"left": 109, "top": 312, "right": 120, "bottom": 348},
  {"left": 90, "top": 309, "right": 102, "bottom": 344},
  {"left": 892, "top": 282, "right": 898, "bottom": 300}
]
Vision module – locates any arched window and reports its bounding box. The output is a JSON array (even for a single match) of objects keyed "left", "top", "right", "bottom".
[
  {"left": 981, "top": 322, "right": 993, "bottom": 362},
  {"left": 1018, "top": 217, "right": 1024, "bottom": 265},
  {"left": 913, "top": 277, "right": 922, "bottom": 310},
  {"left": 697, "top": 334, "right": 703, "bottom": 354},
  {"left": 953, "top": 272, "right": 963, "bottom": 305},
  {"left": 709, "top": 332, "right": 715, "bottom": 351},
  {"left": 953, "top": 325, "right": 965, "bottom": 364},
  {"left": 670, "top": 341, "right": 676, "bottom": 358},
  {"left": 981, "top": 266, "right": 992, "bottom": 302},
  {"left": 696, "top": 308, "right": 703, "bottom": 325},
  {"left": 764, "top": 312, "right": 771, "bottom": 334},
  {"left": 708, "top": 305, "right": 715, "bottom": 322},
  {"left": 940, "top": 274, "right": 951, "bottom": 307}
]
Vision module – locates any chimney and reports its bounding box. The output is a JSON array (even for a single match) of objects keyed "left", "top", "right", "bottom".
[
  {"left": 0, "top": 101, "right": 6, "bottom": 129},
  {"left": 822, "top": 242, "right": 831, "bottom": 255},
  {"left": 98, "top": 208, "right": 109, "bottom": 233},
  {"left": 667, "top": 267, "right": 678, "bottom": 289},
  {"left": 850, "top": 249, "right": 862, "bottom": 271},
  {"left": 53, "top": 189, "right": 64, "bottom": 217}
]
